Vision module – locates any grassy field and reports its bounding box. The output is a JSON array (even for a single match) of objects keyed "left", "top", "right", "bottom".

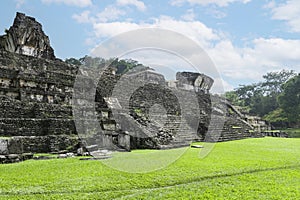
[{"left": 0, "top": 137, "right": 299, "bottom": 199}]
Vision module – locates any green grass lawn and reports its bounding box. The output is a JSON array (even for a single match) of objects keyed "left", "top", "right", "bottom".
[{"left": 0, "top": 137, "right": 299, "bottom": 199}]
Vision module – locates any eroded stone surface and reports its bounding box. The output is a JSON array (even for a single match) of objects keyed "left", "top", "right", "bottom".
[
  {"left": 0, "top": 139, "right": 8, "bottom": 154},
  {"left": 0, "top": 12, "right": 55, "bottom": 59}
]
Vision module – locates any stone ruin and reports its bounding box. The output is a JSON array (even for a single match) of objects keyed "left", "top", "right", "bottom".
[
  {"left": 0, "top": 13, "right": 259, "bottom": 163},
  {"left": 0, "top": 12, "right": 55, "bottom": 60}
]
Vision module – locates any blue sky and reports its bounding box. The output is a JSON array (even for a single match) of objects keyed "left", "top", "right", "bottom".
[{"left": 0, "top": 0, "right": 299, "bottom": 92}]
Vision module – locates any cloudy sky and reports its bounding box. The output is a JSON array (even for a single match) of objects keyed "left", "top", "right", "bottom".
[{"left": 0, "top": 0, "right": 299, "bottom": 92}]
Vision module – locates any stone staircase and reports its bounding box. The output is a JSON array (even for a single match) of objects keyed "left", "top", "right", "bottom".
[
  {"left": 157, "top": 117, "right": 200, "bottom": 149},
  {"left": 205, "top": 116, "right": 259, "bottom": 142}
]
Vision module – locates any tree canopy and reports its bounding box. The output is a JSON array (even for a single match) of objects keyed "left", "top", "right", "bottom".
[
  {"left": 278, "top": 74, "right": 300, "bottom": 125},
  {"left": 65, "top": 56, "right": 148, "bottom": 74},
  {"left": 225, "top": 70, "right": 298, "bottom": 128}
]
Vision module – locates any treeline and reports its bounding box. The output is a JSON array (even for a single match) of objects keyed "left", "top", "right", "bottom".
[
  {"left": 225, "top": 70, "right": 299, "bottom": 128},
  {"left": 65, "top": 56, "right": 149, "bottom": 74}
]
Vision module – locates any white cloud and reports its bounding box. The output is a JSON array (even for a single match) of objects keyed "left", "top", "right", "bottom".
[
  {"left": 72, "top": 10, "right": 92, "bottom": 24},
  {"left": 116, "top": 0, "right": 146, "bottom": 11},
  {"left": 72, "top": 1, "right": 146, "bottom": 24},
  {"left": 154, "top": 16, "right": 220, "bottom": 46},
  {"left": 93, "top": 21, "right": 141, "bottom": 38},
  {"left": 181, "top": 9, "right": 196, "bottom": 21},
  {"left": 263, "top": 0, "right": 275, "bottom": 9},
  {"left": 205, "top": 7, "right": 227, "bottom": 18},
  {"left": 41, "top": 0, "right": 92, "bottom": 7},
  {"left": 91, "top": 16, "right": 220, "bottom": 50},
  {"left": 250, "top": 38, "right": 300, "bottom": 64},
  {"left": 15, "top": 0, "right": 25, "bottom": 8},
  {"left": 170, "top": 0, "right": 251, "bottom": 7},
  {"left": 269, "top": 0, "right": 300, "bottom": 32},
  {"left": 208, "top": 37, "right": 300, "bottom": 82},
  {"left": 96, "top": 6, "right": 126, "bottom": 22},
  {"left": 73, "top": 6, "right": 126, "bottom": 24}
]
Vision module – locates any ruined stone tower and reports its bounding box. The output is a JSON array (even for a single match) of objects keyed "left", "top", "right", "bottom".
[
  {"left": 0, "top": 13, "right": 78, "bottom": 155},
  {"left": 0, "top": 12, "right": 55, "bottom": 59}
]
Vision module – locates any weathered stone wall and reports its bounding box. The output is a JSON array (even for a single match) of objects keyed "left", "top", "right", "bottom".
[
  {"left": 0, "top": 50, "right": 76, "bottom": 104},
  {"left": 72, "top": 68, "right": 131, "bottom": 152},
  {"left": 0, "top": 49, "right": 80, "bottom": 153},
  {"left": 0, "top": 48, "right": 258, "bottom": 153},
  {"left": 104, "top": 70, "right": 257, "bottom": 149},
  {"left": 0, "top": 13, "right": 129, "bottom": 155},
  {"left": 0, "top": 12, "right": 55, "bottom": 59},
  {"left": 7, "top": 135, "right": 79, "bottom": 154}
]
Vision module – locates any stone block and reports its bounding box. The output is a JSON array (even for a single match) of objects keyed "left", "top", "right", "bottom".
[
  {"left": 118, "top": 133, "right": 130, "bottom": 151},
  {"left": 8, "top": 137, "right": 23, "bottom": 154},
  {"left": 102, "top": 121, "right": 116, "bottom": 131},
  {"left": 0, "top": 139, "right": 8, "bottom": 154}
]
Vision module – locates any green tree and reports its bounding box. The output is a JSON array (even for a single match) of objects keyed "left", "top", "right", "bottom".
[
  {"left": 79, "top": 56, "right": 106, "bottom": 68},
  {"left": 278, "top": 74, "right": 300, "bottom": 126},
  {"left": 232, "top": 70, "right": 296, "bottom": 118},
  {"left": 224, "top": 91, "right": 243, "bottom": 106},
  {"left": 65, "top": 56, "right": 148, "bottom": 74},
  {"left": 235, "top": 83, "right": 260, "bottom": 107},
  {"left": 261, "top": 69, "right": 296, "bottom": 95},
  {"left": 65, "top": 58, "right": 82, "bottom": 66},
  {"left": 263, "top": 108, "right": 288, "bottom": 128}
]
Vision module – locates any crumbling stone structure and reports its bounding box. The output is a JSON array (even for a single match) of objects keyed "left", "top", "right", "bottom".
[
  {"left": 0, "top": 13, "right": 79, "bottom": 158},
  {"left": 0, "top": 13, "right": 259, "bottom": 161},
  {"left": 0, "top": 12, "right": 55, "bottom": 59},
  {"left": 0, "top": 49, "right": 79, "bottom": 155},
  {"left": 175, "top": 71, "right": 214, "bottom": 93}
]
